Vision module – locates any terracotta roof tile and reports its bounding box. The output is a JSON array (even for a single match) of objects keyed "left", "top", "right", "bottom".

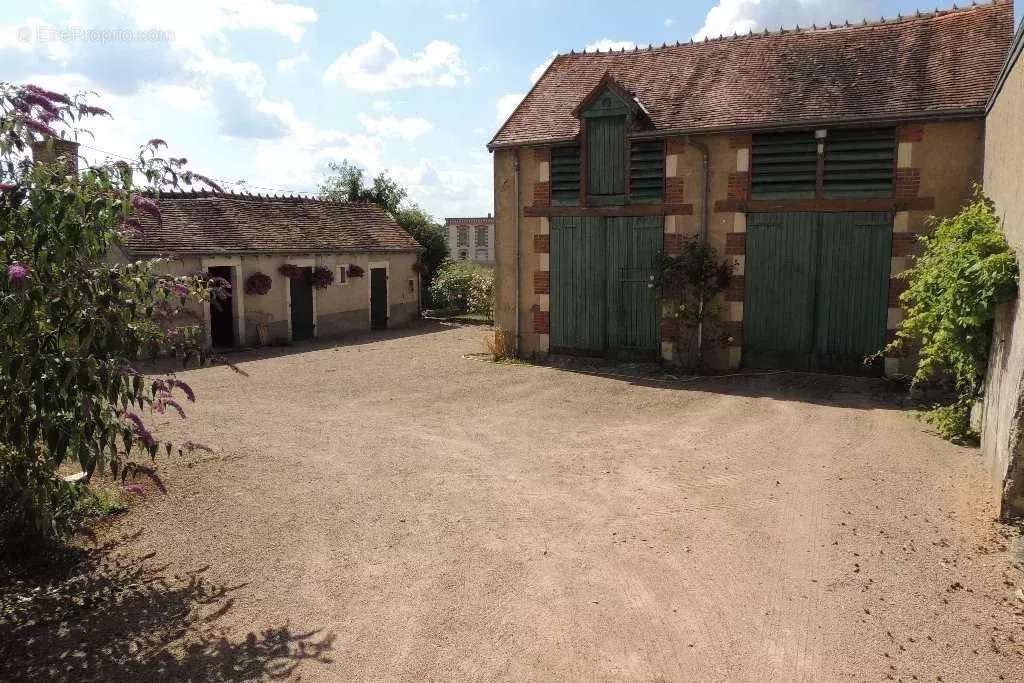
[
  {"left": 490, "top": 2, "right": 1015, "bottom": 148},
  {"left": 123, "top": 191, "right": 422, "bottom": 255}
]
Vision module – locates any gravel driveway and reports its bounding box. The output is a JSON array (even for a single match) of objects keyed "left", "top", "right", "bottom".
[{"left": 11, "top": 321, "right": 1024, "bottom": 681}]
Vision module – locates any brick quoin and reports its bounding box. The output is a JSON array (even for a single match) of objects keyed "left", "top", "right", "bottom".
[
  {"left": 726, "top": 275, "right": 745, "bottom": 302},
  {"left": 533, "top": 234, "right": 550, "bottom": 254},
  {"left": 666, "top": 138, "right": 687, "bottom": 155},
  {"left": 898, "top": 124, "right": 924, "bottom": 143},
  {"left": 894, "top": 168, "right": 921, "bottom": 199},
  {"left": 888, "top": 278, "right": 908, "bottom": 307},
  {"left": 725, "top": 233, "right": 746, "bottom": 256},
  {"left": 664, "top": 233, "right": 683, "bottom": 256},
  {"left": 533, "top": 181, "right": 550, "bottom": 207},
  {"left": 537, "top": 147, "right": 551, "bottom": 164},
  {"left": 891, "top": 232, "right": 920, "bottom": 257},
  {"left": 727, "top": 172, "right": 750, "bottom": 201},
  {"left": 729, "top": 133, "right": 753, "bottom": 149},
  {"left": 533, "top": 271, "right": 550, "bottom": 295},
  {"left": 665, "top": 177, "right": 685, "bottom": 204},
  {"left": 533, "top": 309, "right": 549, "bottom": 334}
]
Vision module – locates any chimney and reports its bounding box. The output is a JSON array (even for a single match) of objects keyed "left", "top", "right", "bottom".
[{"left": 31, "top": 137, "right": 80, "bottom": 175}]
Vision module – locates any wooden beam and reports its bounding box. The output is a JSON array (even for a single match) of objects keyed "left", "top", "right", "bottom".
[
  {"left": 524, "top": 203, "right": 694, "bottom": 218},
  {"left": 713, "top": 197, "right": 935, "bottom": 213}
]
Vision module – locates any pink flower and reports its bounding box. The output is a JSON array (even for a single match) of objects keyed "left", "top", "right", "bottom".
[
  {"left": 24, "top": 84, "right": 71, "bottom": 106},
  {"left": 118, "top": 217, "right": 143, "bottom": 234},
  {"left": 123, "top": 411, "right": 157, "bottom": 448},
  {"left": 7, "top": 262, "right": 30, "bottom": 283},
  {"left": 130, "top": 194, "right": 161, "bottom": 219},
  {"left": 21, "top": 91, "right": 61, "bottom": 118},
  {"left": 169, "top": 379, "right": 195, "bottom": 402},
  {"left": 0, "top": 183, "right": 15, "bottom": 192},
  {"left": 20, "top": 117, "right": 58, "bottom": 139},
  {"left": 80, "top": 104, "right": 111, "bottom": 118}
]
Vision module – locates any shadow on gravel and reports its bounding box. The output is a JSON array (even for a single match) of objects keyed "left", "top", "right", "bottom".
[{"left": 0, "top": 533, "right": 334, "bottom": 682}]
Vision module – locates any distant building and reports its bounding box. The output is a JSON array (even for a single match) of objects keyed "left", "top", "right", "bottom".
[{"left": 444, "top": 215, "right": 494, "bottom": 266}]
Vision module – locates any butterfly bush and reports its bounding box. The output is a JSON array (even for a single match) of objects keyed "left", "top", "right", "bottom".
[{"left": 0, "top": 82, "right": 228, "bottom": 548}]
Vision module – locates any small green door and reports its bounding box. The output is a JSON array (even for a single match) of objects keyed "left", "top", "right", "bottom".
[
  {"left": 290, "top": 267, "right": 315, "bottom": 341},
  {"left": 550, "top": 216, "right": 661, "bottom": 357},
  {"left": 744, "top": 211, "right": 892, "bottom": 372}
]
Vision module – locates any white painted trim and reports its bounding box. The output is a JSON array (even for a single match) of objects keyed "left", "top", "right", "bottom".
[
  {"left": 336, "top": 264, "right": 349, "bottom": 285},
  {"left": 201, "top": 256, "right": 245, "bottom": 347},
  {"left": 368, "top": 260, "right": 390, "bottom": 327},
  {"left": 666, "top": 153, "right": 679, "bottom": 178},
  {"left": 735, "top": 148, "right": 749, "bottom": 173},
  {"left": 538, "top": 160, "right": 550, "bottom": 183},
  {"left": 284, "top": 257, "right": 317, "bottom": 342}
]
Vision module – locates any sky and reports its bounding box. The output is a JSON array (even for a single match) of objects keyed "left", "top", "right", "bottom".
[{"left": 1, "top": 1, "right": 1019, "bottom": 220}]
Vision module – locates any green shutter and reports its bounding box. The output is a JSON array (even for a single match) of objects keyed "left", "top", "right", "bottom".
[
  {"left": 751, "top": 131, "right": 818, "bottom": 199},
  {"left": 587, "top": 116, "right": 626, "bottom": 201},
  {"left": 629, "top": 140, "right": 664, "bottom": 202},
  {"left": 550, "top": 146, "right": 580, "bottom": 205},
  {"left": 551, "top": 216, "right": 606, "bottom": 353},
  {"left": 823, "top": 128, "right": 896, "bottom": 198}
]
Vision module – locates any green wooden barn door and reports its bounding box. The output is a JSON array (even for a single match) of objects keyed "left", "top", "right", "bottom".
[
  {"left": 550, "top": 216, "right": 606, "bottom": 353},
  {"left": 743, "top": 213, "right": 819, "bottom": 369},
  {"left": 606, "top": 216, "right": 661, "bottom": 356},
  {"left": 813, "top": 212, "right": 892, "bottom": 372}
]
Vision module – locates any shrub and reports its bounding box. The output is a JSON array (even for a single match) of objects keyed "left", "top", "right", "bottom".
[
  {"left": 430, "top": 260, "right": 494, "bottom": 317},
  {"left": 311, "top": 265, "right": 334, "bottom": 289},
  {"left": 884, "top": 189, "right": 1019, "bottom": 442},
  {"left": 278, "top": 263, "right": 304, "bottom": 280},
  {"left": 244, "top": 272, "right": 272, "bottom": 295}
]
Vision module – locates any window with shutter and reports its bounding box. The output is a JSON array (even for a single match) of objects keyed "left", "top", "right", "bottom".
[
  {"left": 823, "top": 128, "right": 896, "bottom": 198},
  {"left": 751, "top": 131, "right": 818, "bottom": 199},
  {"left": 550, "top": 146, "right": 581, "bottom": 205},
  {"left": 587, "top": 116, "right": 626, "bottom": 202},
  {"left": 629, "top": 140, "right": 664, "bottom": 202}
]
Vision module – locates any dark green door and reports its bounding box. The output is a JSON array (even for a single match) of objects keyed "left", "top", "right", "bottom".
[
  {"left": 743, "top": 212, "right": 892, "bottom": 372},
  {"left": 370, "top": 267, "right": 388, "bottom": 330},
  {"left": 550, "top": 216, "right": 661, "bottom": 357},
  {"left": 290, "top": 268, "right": 314, "bottom": 341}
]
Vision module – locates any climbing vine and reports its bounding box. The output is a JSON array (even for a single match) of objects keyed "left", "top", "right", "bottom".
[{"left": 884, "top": 189, "right": 1018, "bottom": 441}]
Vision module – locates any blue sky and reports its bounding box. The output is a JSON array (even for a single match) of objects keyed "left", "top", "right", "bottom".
[{"left": 1, "top": 1, "right": 1018, "bottom": 220}]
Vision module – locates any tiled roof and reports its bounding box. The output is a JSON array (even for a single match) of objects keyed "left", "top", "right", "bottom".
[
  {"left": 489, "top": 1, "right": 1014, "bottom": 149},
  {"left": 444, "top": 216, "right": 494, "bottom": 225},
  {"left": 123, "top": 191, "right": 422, "bottom": 255}
]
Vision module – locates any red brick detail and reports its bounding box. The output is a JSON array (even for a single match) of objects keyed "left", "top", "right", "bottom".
[
  {"left": 725, "top": 233, "right": 746, "bottom": 256},
  {"left": 534, "top": 234, "right": 550, "bottom": 253},
  {"left": 537, "top": 147, "right": 551, "bottom": 164},
  {"left": 533, "top": 181, "right": 550, "bottom": 207},
  {"left": 727, "top": 172, "right": 750, "bottom": 201},
  {"left": 664, "top": 233, "right": 683, "bottom": 256},
  {"left": 533, "top": 309, "right": 549, "bottom": 334},
  {"left": 894, "top": 168, "right": 921, "bottom": 200},
  {"left": 888, "top": 278, "right": 908, "bottom": 307},
  {"left": 665, "top": 177, "right": 685, "bottom": 204},
  {"left": 726, "top": 275, "right": 745, "bottom": 302},
  {"left": 897, "top": 124, "right": 924, "bottom": 143},
  {"left": 729, "top": 133, "right": 752, "bottom": 149},
  {"left": 891, "top": 232, "right": 920, "bottom": 257},
  {"left": 721, "top": 321, "right": 743, "bottom": 347},
  {"left": 666, "top": 138, "right": 687, "bottom": 155},
  {"left": 533, "top": 271, "right": 550, "bottom": 295}
]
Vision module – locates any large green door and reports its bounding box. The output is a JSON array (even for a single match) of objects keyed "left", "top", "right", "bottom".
[
  {"left": 744, "top": 213, "right": 819, "bottom": 369},
  {"left": 550, "top": 215, "right": 661, "bottom": 357},
  {"left": 551, "top": 216, "right": 606, "bottom": 353},
  {"left": 744, "top": 212, "right": 892, "bottom": 372}
]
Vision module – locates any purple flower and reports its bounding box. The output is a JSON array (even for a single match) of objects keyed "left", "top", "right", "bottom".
[
  {"left": 123, "top": 411, "right": 157, "bottom": 448},
  {"left": 21, "top": 91, "right": 61, "bottom": 118},
  {"left": 24, "top": 84, "right": 71, "bottom": 106},
  {"left": 169, "top": 379, "right": 195, "bottom": 402},
  {"left": 158, "top": 397, "right": 186, "bottom": 419},
  {"left": 80, "top": 104, "right": 111, "bottom": 118},
  {"left": 0, "top": 183, "right": 15, "bottom": 192},
  {"left": 147, "top": 138, "right": 168, "bottom": 149},
  {"left": 118, "top": 216, "right": 143, "bottom": 234},
  {"left": 123, "top": 483, "right": 145, "bottom": 495},
  {"left": 130, "top": 194, "right": 161, "bottom": 219},
  {"left": 7, "top": 262, "right": 30, "bottom": 284},
  {"left": 172, "top": 283, "right": 189, "bottom": 298},
  {"left": 20, "top": 117, "right": 58, "bottom": 139}
]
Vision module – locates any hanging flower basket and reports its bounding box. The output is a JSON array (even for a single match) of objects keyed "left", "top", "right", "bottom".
[
  {"left": 311, "top": 265, "right": 335, "bottom": 289},
  {"left": 347, "top": 264, "right": 365, "bottom": 278},
  {"left": 244, "top": 272, "right": 273, "bottom": 295},
  {"left": 278, "top": 263, "right": 304, "bottom": 280}
]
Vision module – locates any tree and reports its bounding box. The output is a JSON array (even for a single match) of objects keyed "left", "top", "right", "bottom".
[
  {"left": 394, "top": 206, "right": 448, "bottom": 301},
  {"left": 0, "top": 83, "right": 222, "bottom": 550}
]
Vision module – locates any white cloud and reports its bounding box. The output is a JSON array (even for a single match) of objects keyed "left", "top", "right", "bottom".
[
  {"left": 357, "top": 113, "right": 433, "bottom": 140},
  {"left": 389, "top": 155, "right": 492, "bottom": 218},
  {"left": 530, "top": 51, "right": 558, "bottom": 83},
  {"left": 323, "top": 32, "right": 469, "bottom": 91},
  {"left": 445, "top": 12, "right": 469, "bottom": 22},
  {"left": 495, "top": 93, "right": 523, "bottom": 125},
  {"left": 694, "top": 0, "right": 879, "bottom": 40},
  {"left": 277, "top": 51, "right": 310, "bottom": 73},
  {"left": 585, "top": 39, "right": 637, "bottom": 53},
  {"left": 664, "top": 19, "right": 675, "bottom": 27}
]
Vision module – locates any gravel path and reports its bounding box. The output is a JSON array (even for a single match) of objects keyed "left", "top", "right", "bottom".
[{"left": 11, "top": 321, "right": 1024, "bottom": 681}]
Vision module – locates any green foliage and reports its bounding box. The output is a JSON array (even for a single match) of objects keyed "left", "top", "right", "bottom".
[
  {"left": 658, "top": 237, "right": 734, "bottom": 368},
  {"left": 885, "top": 189, "right": 1018, "bottom": 441},
  {"left": 393, "top": 206, "right": 449, "bottom": 302},
  {"left": 429, "top": 260, "right": 494, "bottom": 317},
  {"left": 0, "top": 83, "right": 219, "bottom": 550}
]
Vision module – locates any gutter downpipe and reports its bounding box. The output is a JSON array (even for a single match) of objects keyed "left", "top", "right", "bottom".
[
  {"left": 686, "top": 136, "right": 711, "bottom": 361},
  {"left": 513, "top": 150, "right": 522, "bottom": 355}
]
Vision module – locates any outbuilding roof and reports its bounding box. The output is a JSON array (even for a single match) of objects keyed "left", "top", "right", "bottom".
[
  {"left": 489, "top": 1, "right": 1014, "bottom": 149},
  {"left": 123, "top": 191, "right": 422, "bottom": 256}
]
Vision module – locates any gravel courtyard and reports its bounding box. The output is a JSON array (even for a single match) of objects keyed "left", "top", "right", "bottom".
[{"left": 10, "top": 321, "right": 1024, "bottom": 681}]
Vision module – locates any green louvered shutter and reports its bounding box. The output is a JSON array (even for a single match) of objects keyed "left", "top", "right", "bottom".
[
  {"left": 629, "top": 140, "right": 665, "bottom": 202},
  {"left": 587, "top": 116, "right": 626, "bottom": 201},
  {"left": 550, "top": 146, "right": 580, "bottom": 205},
  {"left": 751, "top": 131, "right": 818, "bottom": 199},
  {"left": 823, "top": 128, "right": 896, "bottom": 198}
]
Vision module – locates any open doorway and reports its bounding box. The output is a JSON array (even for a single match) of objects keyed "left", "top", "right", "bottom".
[{"left": 208, "top": 265, "right": 235, "bottom": 348}]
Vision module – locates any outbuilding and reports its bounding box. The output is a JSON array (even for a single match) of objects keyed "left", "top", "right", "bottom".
[{"left": 120, "top": 191, "right": 423, "bottom": 348}]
